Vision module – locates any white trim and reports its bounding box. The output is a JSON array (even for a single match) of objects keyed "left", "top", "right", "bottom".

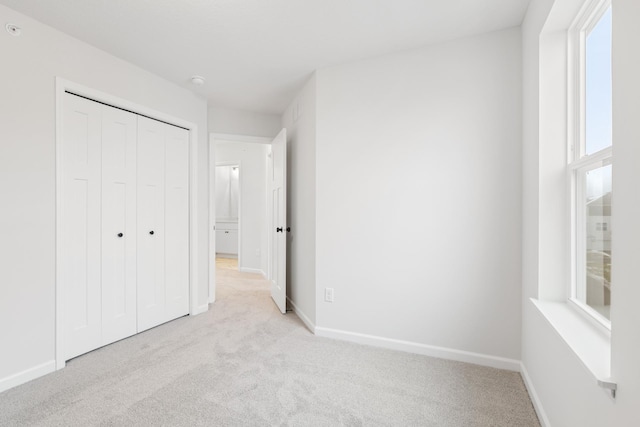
[
  {"left": 215, "top": 253, "right": 238, "bottom": 259},
  {"left": 212, "top": 133, "right": 272, "bottom": 144},
  {"left": 570, "top": 0, "right": 610, "bottom": 31},
  {"left": 286, "top": 297, "right": 316, "bottom": 334},
  {"left": 192, "top": 303, "right": 209, "bottom": 316},
  {"left": 570, "top": 158, "right": 612, "bottom": 328},
  {"left": 567, "top": 0, "right": 612, "bottom": 164},
  {"left": 520, "top": 363, "right": 551, "bottom": 427},
  {"left": 55, "top": 80, "right": 65, "bottom": 371},
  {"left": 188, "top": 115, "right": 200, "bottom": 318},
  {"left": 567, "top": 0, "right": 613, "bottom": 330},
  {"left": 531, "top": 298, "right": 611, "bottom": 381},
  {"left": 569, "top": 146, "right": 613, "bottom": 171},
  {"left": 0, "top": 360, "right": 56, "bottom": 393},
  {"left": 55, "top": 78, "right": 203, "bottom": 370},
  {"left": 239, "top": 267, "right": 266, "bottom": 277},
  {"left": 208, "top": 137, "right": 216, "bottom": 303},
  {"left": 568, "top": 297, "right": 612, "bottom": 333},
  {"left": 314, "top": 327, "right": 521, "bottom": 372}
]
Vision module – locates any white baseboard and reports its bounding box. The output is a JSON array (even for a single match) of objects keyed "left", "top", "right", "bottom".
[
  {"left": 0, "top": 360, "right": 56, "bottom": 393},
  {"left": 215, "top": 253, "right": 238, "bottom": 259},
  {"left": 286, "top": 297, "right": 316, "bottom": 333},
  {"left": 238, "top": 267, "right": 266, "bottom": 278},
  {"left": 191, "top": 303, "right": 209, "bottom": 316},
  {"left": 314, "top": 327, "right": 521, "bottom": 372},
  {"left": 520, "top": 362, "right": 550, "bottom": 427}
]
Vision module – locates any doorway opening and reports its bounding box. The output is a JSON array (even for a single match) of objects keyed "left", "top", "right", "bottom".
[{"left": 208, "top": 131, "right": 287, "bottom": 313}]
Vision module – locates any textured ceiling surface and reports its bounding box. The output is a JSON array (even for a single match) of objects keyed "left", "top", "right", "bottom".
[{"left": 0, "top": 0, "right": 530, "bottom": 114}]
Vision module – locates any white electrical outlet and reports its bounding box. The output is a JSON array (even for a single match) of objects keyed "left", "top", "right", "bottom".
[{"left": 325, "top": 288, "right": 334, "bottom": 303}]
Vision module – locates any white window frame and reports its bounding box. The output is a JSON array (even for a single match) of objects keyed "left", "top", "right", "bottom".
[{"left": 567, "top": 0, "right": 612, "bottom": 330}]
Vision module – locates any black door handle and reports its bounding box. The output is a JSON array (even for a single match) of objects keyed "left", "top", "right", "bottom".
[
  {"left": 117, "top": 233, "right": 123, "bottom": 238},
  {"left": 149, "top": 231, "right": 154, "bottom": 235},
  {"left": 287, "top": 227, "right": 291, "bottom": 232},
  {"left": 276, "top": 227, "right": 283, "bottom": 233}
]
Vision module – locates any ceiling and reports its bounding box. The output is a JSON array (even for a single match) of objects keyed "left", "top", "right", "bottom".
[{"left": 0, "top": 0, "right": 531, "bottom": 114}]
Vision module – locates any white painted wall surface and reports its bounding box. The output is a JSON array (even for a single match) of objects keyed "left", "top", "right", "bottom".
[
  {"left": 209, "top": 106, "right": 281, "bottom": 138},
  {"left": 610, "top": 0, "right": 640, "bottom": 423},
  {"left": 215, "top": 165, "right": 240, "bottom": 220},
  {"left": 215, "top": 142, "right": 269, "bottom": 275},
  {"left": 0, "top": 4, "right": 208, "bottom": 389},
  {"left": 521, "top": 0, "right": 640, "bottom": 424},
  {"left": 281, "top": 75, "right": 317, "bottom": 329},
  {"left": 314, "top": 28, "right": 522, "bottom": 361}
]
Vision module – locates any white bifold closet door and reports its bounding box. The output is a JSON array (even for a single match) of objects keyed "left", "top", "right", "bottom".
[
  {"left": 136, "top": 116, "right": 189, "bottom": 332},
  {"left": 62, "top": 93, "right": 189, "bottom": 361},
  {"left": 62, "top": 94, "right": 104, "bottom": 360},
  {"left": 62, "top": 94, "right": 138, "bottom": 359},
  {"left": 101, "top": 105, "right": 138, "bottom": 346}
]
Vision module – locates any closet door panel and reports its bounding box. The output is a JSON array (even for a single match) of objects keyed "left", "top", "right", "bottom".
[
  {"left": 164, "top": 126, "right": 190, "bottom": 319},
  {"left": 137, "top": 116, "right": 166, "bottom": 332},
  {"left": 101, "top": 106, "right": 138, "bottom": 345},
  {"left": 62, "top": 93, "right": 102, "bottom": 360}
]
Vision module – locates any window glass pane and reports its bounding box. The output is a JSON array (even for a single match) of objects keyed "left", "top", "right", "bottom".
[
  {"left": 584, "top": 164, "right": 612, "bottom": 319},
  {"left": 585, "top": 7, "right": 612, "bottom": 155}
]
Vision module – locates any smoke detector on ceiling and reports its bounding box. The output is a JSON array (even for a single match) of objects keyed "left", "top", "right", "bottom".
[
  {"left": 190, "top": 75, "right": 205, "bottom": 86},
  {"left": 6, "top": 24, "right": 22, "bottom": 36}
]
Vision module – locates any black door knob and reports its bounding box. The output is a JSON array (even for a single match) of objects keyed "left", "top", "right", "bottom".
[
  {"left": 276, "top": 227, "right": 283, "bottom": 233},
  {"left": 117, "top": 233, "right": 123, "bottom": 238},
  {"left": 287, "top": 227, "right": 291, "bottom": 232},
  {"left": 149, "top": 231, "right": 154, "bottom": 235}
]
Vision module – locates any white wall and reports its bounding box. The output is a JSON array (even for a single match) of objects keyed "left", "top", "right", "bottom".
[
  {"left": 0, "top": 4, "right": 209, "bottom": 389},
  {"left": 215, "top": 166, "right": 240, "bottom": 221},
  {"left": 281, "top": 74, "right": 317, "bottom": 329},
  {"left": 521, "top": 0, "right": 640, "bottom": 424},
  {"left": 611, "top": 0, "right": 640, "bottom": 422},
  {"left": 216, "top": 142, "right": 269, "bottom": 275},
  {"left": 209, "top": 106, "right": 281, "bottom": 138},
  {"left": 314, "top": 28, "right": 523, "bottom": 364}
]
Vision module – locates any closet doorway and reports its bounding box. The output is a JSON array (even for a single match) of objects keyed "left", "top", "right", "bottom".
[{"left": 55, "top": 79, "right": 202, "bottom": 370}]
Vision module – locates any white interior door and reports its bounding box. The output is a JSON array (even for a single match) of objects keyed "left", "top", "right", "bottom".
[
  {"left": 101, "top": 105, "right": 138, "bottom": 345},
  {"left": 137, "top": 116, "right": 167, "bottom": 331},
  {"left": 62, "top": 93, "right": 103, "bottom": 360},
  {"left": 137, "top": 117, "right": 190, "bottom": 331},
  {"left": 269, "top": 129, "right": 287, "bottom": 313}
]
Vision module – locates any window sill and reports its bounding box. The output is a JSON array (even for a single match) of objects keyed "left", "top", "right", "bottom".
[{"left": 530, "top": 298, "right": 614, "bottom": 393}]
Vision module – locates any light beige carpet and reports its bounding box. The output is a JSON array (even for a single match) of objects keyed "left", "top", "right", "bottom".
[{"left": 0, "top": 260, "right": 539, "bottom": 426}]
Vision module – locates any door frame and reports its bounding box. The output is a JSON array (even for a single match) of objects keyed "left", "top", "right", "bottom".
[
  {"left": 55, "top": 78, "right": 202, "bottom": 370},
  {"left": 208, "top": 133, "right": 272, "bottom": 304}
]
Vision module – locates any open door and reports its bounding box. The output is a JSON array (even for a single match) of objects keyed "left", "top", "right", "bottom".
[{"left": 269, "top": 129, "right": 287, "bottom": 313}]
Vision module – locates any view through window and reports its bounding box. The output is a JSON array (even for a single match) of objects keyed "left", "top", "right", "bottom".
[{"left": 573, "top": 4, "right": 612, "bottom": 322}]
